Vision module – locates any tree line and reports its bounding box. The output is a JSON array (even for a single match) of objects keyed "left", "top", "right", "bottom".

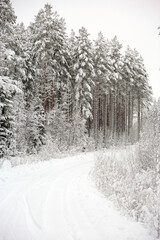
[{"left": 0, "top": 1, "right": 152, "bottom": 157}]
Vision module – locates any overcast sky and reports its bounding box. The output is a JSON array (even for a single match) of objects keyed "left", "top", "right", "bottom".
[{"left": 11, "top": 0, "right": 160, "bottom": 99}]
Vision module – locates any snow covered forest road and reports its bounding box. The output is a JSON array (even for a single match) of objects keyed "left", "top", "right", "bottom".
[{"left": 0, "top": 153, "right": 153, "bottom": 240}]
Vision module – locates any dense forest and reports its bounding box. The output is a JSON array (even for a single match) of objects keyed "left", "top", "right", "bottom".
[
  {"left": 0, "top": 1, "right": 160, "bottom": 238},
  {"left": 0, "top": 0, "right": 154, "bottom": 157}
]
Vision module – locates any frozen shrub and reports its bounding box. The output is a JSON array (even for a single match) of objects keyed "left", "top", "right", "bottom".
[{"left": 93, "top": 144, "right": 160, "bottom": 239}]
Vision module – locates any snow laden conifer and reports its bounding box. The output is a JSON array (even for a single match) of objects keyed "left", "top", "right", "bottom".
[
  {"left": 131, "top": 49, "right": 152, "bottom": 139},
  {"left": 0, "top": 77, "right": 21, "bottom": 157},
  {"left": 29, "top": 4, "right": 70, "bottom": 112},
  {"left": 25, "top": 97, "right": 45, "bottom": 154},
  {"left": 121, "top": 47, "right": 152, "bottom": 141},
  {"left": 73, "top": 27, "right": 95, "bottom": 122},
  {"left": 94, "top": 32, "right": 112, "bottom": 93},
  {"left": 93, "top": 32, "right": 112, "bottom": 145},
  {"left": 122, "top": 46, "right": 137, "bottom": 138},
  {"left": 0, "top": 0, "right": 16, "bottom": 34},
  {"left": 66, "top": 29, "right": 77, "bottom": 120},
  {"left": 27, "top": 4, "right": 72, "bottom": 152},
  {"left": 0, "top": 0, "right": 22, "bottom": 157},
  {"left": 108, "top": 36, "right": 123, "bottom": 138}
]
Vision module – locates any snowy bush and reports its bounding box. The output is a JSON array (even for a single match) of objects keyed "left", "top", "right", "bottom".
[
  {"left": 138, "top": 100, "right": 160, "bottom": 171},
  {"left": 46, "top": 108, "right": 95, "bottom": 153},
  {"left": 93, "top": 145, "right": 160, "bottom": 239}
]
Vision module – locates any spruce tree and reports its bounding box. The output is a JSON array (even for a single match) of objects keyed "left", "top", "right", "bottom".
[
  {"left": 73, "top": 27, "right": 95, "bottom": 122},
  {"left": 25, "top": 97, "right": 45, "bottom": 153},
  {"left": 0, "top": 77, "right": 21, "bottom": 157},
  {"left": 0, "top": 0, "right": 22, "bottom": 157},
  {"left": 29, "top": 4, "right": 70, "bottom": 112},
  {"left": 93, "top": 32, "right": 112, "bottom": 144},
  {"left": 108, "top": 36, "right": 123, "bottom": 138}
]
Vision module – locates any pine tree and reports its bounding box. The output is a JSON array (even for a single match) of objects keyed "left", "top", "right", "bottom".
[
  {"left": 108, "top": 36, "right": 123, "bottom": 138},
  {"left": 122, "top": 47, "right": 152, "bottom": 141},
  {"left": 25, "top": 97, "right": 45, "bottom": 153},
  {"left": 0, "top": 0, "right": 16, "bottom": 33},
  {"left": 67, "top": 29, "right": 77, "bottom": 120},
  {"left": 132, "top": 50, "right": 152, "bottom": 139},
  {"left": 0, "top": 77, "right": 21, "bottom": 157},
  {"left": 29, "top": 4, "right": 70, "bottom": 113},
  {"left": 123, "top": 46, "right": 136, "bottom": 138},
  {"left": 0, "top": 0, "right": 22, "bottom": 157},
  {"left": 73, "top": 27, "right": 95, "bottom": 122},
  {"left": 93, "top": 32, "right": 112, "bottom": 145}
]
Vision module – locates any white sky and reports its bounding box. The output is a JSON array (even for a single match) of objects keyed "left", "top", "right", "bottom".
[{"left": 11, "top": 0, "right": 160, "bottom": 99}]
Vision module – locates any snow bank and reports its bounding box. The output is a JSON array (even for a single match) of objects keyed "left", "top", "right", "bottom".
[{"left": 92, "top": 146, "right": 159, "bottom": 239}]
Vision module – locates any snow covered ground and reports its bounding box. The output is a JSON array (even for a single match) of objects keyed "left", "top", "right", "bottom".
[{"left": 0, "top": 153, "right": 153, "bottom": 240}]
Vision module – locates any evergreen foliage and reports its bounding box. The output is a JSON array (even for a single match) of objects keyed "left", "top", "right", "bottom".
[
  {"left": 0, "top": 1, "right": 153, "bottom": 156},
  {"left": 73, "top": 27, "right": 95, "bottom": 120},
  {"left": 0, "top": 76, "right": 20, "bottom": 157}
]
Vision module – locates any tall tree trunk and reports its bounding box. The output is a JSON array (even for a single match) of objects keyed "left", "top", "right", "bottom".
[
  {"left": 113, "top": 85, "right": 117, "bottom": 139},
  {"left": 103, "top": 94, "right": 107, "bottom": 144},
  {"left": 131, "top": 94, "right": 134, "bottom": 129},
  {"left": 116, "top": 90, "right": 120, "bottom": 136},
  {"left": 128, "top": 91, "right": 131, "bottom": 136},
  {"left": 121, "top": 96, "right": 125, "bottom": 133},
  {"left": 51, "top": 79, "right": 54, "bottom": 110},
  {"left": 138, "top": 94, "right": 141, "bottom": 140},
  {"left": 109, "top": 91, "right": 113, "bottom": 138},
  {"left": 43, "top": 62, "right": 47, "bottom": 113},
  {"left": 58, "top": 84, "right": 62, "bottom": 108},
  {"left": 98, "top": 97, "right": 102, "bottom": 131},
  {"left": 93, "top": 85, "right": 98, "bottom": 148},
  {"left": 141, "top": 102, "right": 143, "bottom": 132},
  {"left": 125, "top": 83, "right": 128, "bottom": 141},
  {"left": 87, "top": 118, "right": 91, "bottom": 137}
]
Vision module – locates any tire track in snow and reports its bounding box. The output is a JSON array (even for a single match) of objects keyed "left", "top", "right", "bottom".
[{"left": 0, "top": 153, "right": 153, "bottom": 240}]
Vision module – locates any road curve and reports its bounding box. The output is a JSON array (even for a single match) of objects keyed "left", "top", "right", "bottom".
[{"left": 0, "top": 153, "right": 152, "bottom": 240}]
